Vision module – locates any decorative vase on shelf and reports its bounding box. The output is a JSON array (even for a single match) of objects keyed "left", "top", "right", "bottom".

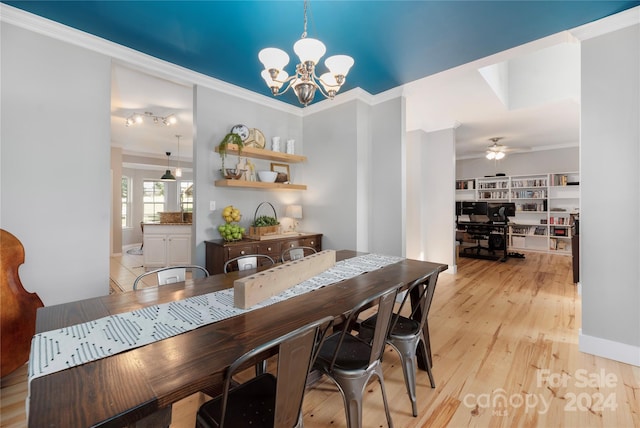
[
  {"left": 286, "top": 139, "right": 295, "bottom": 154},
  {"left": 271, "top": 136, "right": 281, "bottom": 152}
]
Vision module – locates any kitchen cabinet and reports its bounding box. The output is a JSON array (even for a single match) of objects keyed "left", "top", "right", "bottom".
[
  {"left": 205, "top": 233, "right": 322, "bottom": 274},
  {"left": 143, "top": 224, "right": 192, "bottom": 269}
]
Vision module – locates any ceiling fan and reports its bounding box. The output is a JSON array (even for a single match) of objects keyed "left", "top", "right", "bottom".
[{"left": 486, "top": 137, "right": 507, "bottom": 160}]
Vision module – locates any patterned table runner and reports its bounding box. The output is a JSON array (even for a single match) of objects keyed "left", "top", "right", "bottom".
[{"left": 28, "top": 253, "right": 403, "bottom": 382}]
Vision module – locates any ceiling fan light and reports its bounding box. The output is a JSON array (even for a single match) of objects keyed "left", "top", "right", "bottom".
[
  {"left": 293, "top": 37, "right": 326, "bottom": 64},
  {"left": 258, "top": 48, "right": 289, "bottom": 72},
  {"left": 325, "top": 55, "right": 354, "bottom": 79},
  {"left": 495, "top": 152, "right": 505, "bottom": 160},
  {"left": 486, "top": 151, "right": 496, "bottom": 160}
]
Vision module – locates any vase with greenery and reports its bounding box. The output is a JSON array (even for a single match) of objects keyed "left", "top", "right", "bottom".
[{"left": 218, "top": 132, "right": 244, "bottom": 176}]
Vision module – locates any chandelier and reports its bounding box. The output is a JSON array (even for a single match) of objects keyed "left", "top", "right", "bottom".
[
  {"left": 125, "top": 111, "right": 177, "bottom": 127},
  {"left": 258, "top": 0, "right": 354, "bottom": 106},
  {"left": 486, "top": 137, "right": 506, "bottom": 160}
]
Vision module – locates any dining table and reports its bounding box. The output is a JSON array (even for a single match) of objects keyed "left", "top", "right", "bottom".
[{"left": 27, "top": 250, "right": 447, "bottom": 427}]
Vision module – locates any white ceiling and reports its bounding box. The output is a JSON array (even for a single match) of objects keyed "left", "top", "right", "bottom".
[{"left": 110, "top": 30, "right": 581, "bottom": 163}]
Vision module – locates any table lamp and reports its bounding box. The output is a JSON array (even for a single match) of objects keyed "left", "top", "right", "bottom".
[{"left": 285, "top": 205, "right": 302, "bottom": 232}]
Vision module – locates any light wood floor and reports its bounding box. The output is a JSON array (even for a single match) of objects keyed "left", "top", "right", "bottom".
[{"left": 2, "top": 252, "right": 639, "bottom": 427}]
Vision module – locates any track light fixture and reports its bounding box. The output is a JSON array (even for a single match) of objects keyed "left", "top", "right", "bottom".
[{"left": 125, "top": 111, "right": 177, "bottom": 127}]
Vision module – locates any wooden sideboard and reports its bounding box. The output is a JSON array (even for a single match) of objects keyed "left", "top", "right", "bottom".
[{"left": 205, "top": 233, "right": 322, "bottom": 274}]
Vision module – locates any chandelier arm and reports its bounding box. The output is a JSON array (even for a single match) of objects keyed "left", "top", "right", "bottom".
[{"left": 270, "top": 75, "right": 299, "bottom": 97}]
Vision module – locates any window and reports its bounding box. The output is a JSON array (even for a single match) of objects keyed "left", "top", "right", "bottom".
[
  {"left": 143, "top": 180, "right": 166, "bottom": 223},
  {"left": 121, "top": 176, "right": 131, "bottom": 228},
  {"left": 180, "top": 181, "right": 193, "bottom": 213}
]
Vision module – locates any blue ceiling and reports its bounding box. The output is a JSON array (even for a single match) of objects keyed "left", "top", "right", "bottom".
[{"left": 4, "top": 1, "right": 639, "bottom": 106}]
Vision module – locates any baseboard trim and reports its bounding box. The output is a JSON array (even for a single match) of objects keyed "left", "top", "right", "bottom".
[{"left": 579, "top": 330, "right": 640, "bottom": 367}]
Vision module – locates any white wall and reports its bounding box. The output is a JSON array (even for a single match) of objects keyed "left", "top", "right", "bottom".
[
  {"left": 457, "top": 147, "right": 579, "bottom": 179},
  {"left": 303, "top": 100, "right": 360, "bottom": 251},
  {"left": 1, "top": 23, "right": 111, "bottom": 305},
  {"left": 407, "top": 129, "right": 456, "bottom": 269},
  {"left": 193, "top": 86, "right": 303, "bottom": 267},
  {"left": 580, "top": 22, "right": 640, "bottom": 366}
]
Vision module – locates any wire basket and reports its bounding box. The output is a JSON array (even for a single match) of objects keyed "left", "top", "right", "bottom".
[{"left": 247, "top": 202, "right": 280, "bottom": 239}]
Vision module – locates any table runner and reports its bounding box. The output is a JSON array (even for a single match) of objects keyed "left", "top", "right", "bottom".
[{"left": 28, "top": 253, "right": 403, "bottom": 382}]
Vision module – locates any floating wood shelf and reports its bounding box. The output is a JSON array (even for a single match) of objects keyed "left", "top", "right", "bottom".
[
  {"left": 215, "top": 145, "right": 307, "bottom": 163},
  {"left": 214, "top": 180, "right": 307, "bottom": 190}
]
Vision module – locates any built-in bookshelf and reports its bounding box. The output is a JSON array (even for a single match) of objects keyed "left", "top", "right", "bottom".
[{"left": 456, "top": 172, "right": 579, "bottom": 255}]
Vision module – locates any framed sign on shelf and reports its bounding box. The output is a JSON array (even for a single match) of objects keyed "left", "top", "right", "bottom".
[{"left": 270, "top": 162, "right": 290, "bottom": 182}]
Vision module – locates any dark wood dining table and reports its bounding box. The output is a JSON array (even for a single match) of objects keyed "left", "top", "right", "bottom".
[{"left": 27, "top": 250, "right": 447, "bottom": 427}]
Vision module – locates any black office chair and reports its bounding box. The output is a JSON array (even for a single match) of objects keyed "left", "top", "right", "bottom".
[
  {"left": 312, "top": 283, "right": 402, "bottom": 428},
  {"left": 359, "top": 271, "right": 440, "bottom": 417},
  {"left": 223, "top": 254, "right": 275, "bottom": 273},
  {"left": 280, "top": 246, "right": 317, "bottom": 263},
  {"left": 132, "top": 265, "right": 209, "bottom": 290},
  {"left": 196, "top": 315, "right": 334, "bottom": 428}
]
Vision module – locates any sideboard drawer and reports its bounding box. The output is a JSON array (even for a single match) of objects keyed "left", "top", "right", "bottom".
[
  {"left": 227, "top": 244, "right": 257, "bottom": 259},
  {"left": 256, "top": 241, "right": 281, "bottom": 259}
]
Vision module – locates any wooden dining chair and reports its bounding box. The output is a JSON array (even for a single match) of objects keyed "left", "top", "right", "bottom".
[
  {"left": 132, "top": 265, "right": 209, "bottom": 290},
  {"left": 196, "top": 315, "right": 334, "bottom": 428},
  {"left": 223, "top": 254, "right": 275, "bottom": 273},
  {"left": 280, "top": 246, "right": 317, "bottom": 263},
  {"left": 312, "top": 282, "right": 402, "bottom": 428},
  {"left": 359, "top": 271, "right": 440, "bottom": 417}
]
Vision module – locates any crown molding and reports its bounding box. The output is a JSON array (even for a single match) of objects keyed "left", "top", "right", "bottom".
[
  {"left": 570, "top": 5, "right": 639, "bottom": 41},
  {"left": 0, "top": 3, "right": 303, "bottom": 117}
]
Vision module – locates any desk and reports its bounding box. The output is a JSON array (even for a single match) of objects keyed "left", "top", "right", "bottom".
[
  {"left": 28, "top": 251, "right": 446, "bottom": 427},
  {"left": 457, "top": 221, "right": 509, "bottom": 262}
]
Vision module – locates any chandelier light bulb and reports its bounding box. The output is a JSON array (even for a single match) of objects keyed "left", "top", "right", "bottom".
[
  {"left": 293, "top": 37, "right": 326, "bottom": 65},
  {"left": 261, "top": 69, "right": 289, "bottom": 91},
  {"left": 259, "top": 47, "right": 290, "bottom": 73},
  {"left": 325, "top": 55, "right": 354, "bottom": 80}
]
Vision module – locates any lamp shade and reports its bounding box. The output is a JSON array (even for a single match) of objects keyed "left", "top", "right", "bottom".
[
  {"left": 319, "top": 73, "right": 340, "bottom": 92},
  {"left": 285, "top": 205, "right": 302, "bottom": 219},
  {"left": 161, "top": 170, "right": 176, "bottom": 181},
  {"left": 293, "top": 38, "right": 326, "bottom": 64},
  {"left": 325, "top": 55, "right": 354, "bottom": 77},
  {"left": 261, "top": 69, "right": 289, "bottom": 89},
  {"left": 258, "top": 47, "right": 290, "bottom": 71}
]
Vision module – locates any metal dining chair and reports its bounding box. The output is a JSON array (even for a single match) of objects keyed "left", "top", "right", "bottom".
[
  {"left": 359, "top": 271, "right": 440, "bottom": 417},
  {"left": 280, "top": 246, "right": 317, "bottom": 263},
  {"left": 196, "top": 315, "right": 334, "bottom": 428},
  {"left": 132, "top": 265, "right": 209, "bottom": 290},
  {"left": 223, "top": 254, "right": 275, "bottom": 273},
  {"left": 312, "top": 283, "right": 402, "bottom": 428}
]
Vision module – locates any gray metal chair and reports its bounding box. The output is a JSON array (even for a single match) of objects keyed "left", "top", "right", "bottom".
[
  {"left": 359, "top": 271, "right": 440, "bottom": 417},
  {"left": 312, "top": 283, "right": 402, "bottom": 428},
  {"left": 196, "top": 315, "right": 334, "bottom": 428},
  {"left": 223, "top": 254, "right": 275, "bottom": 273},
  {"left": 280, "top": 246, "right": 317, "bottom": 263},
  {"left": 132, "top": 265, "right": 209, "bottom": 290}
]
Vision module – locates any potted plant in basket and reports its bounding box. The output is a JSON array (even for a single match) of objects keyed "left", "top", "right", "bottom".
[{"left": 218, "top": 132, "right": 245, "bottom": 178}]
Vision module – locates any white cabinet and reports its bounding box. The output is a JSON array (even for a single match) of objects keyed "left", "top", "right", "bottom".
[{"left": 143, "top": 224, "right": 192, "bottom": 268}]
